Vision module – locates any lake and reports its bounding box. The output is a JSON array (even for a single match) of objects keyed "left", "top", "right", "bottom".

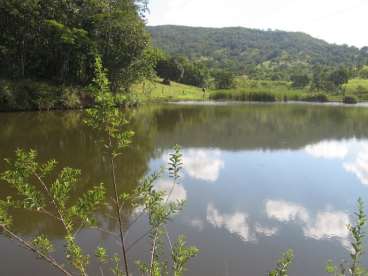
[{"left": 1, "top": 102, "right": 368, "bottom": 275}]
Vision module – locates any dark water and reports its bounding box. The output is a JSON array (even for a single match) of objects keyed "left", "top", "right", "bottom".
[{"left": 1, "top": 102, "right": 368, "bottom": 275}]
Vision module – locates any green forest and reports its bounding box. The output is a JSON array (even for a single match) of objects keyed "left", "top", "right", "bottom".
[
  {"left": 148, "top": 25, "right": 368, "bottom": 79},
  {"left": 1, "top": 1, "right": 368, "bottom": 111},
  {"left": 3, "top": 1, "right": 368, "bottom": 276}
]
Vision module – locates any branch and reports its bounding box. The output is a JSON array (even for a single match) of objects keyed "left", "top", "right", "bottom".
[
  {"left": 1, "top": 225, "right": 73, "bottom": 276},
  {"left": 34, "top": 173, "right": 69, "bottom": 231}
]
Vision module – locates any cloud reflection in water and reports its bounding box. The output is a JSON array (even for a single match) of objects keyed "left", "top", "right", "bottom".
[
  {"left": 305, "top": 139, "right": 368, "bottom": 187},
  {"left": 182, "top": 149, "right": 224, "bottom": 182},
  {"left": 265, "top": 200, "right": 350, "bottom": 249}
]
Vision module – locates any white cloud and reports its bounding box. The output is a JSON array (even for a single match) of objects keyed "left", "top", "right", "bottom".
[
  {"left": 207, "top": 203, "right": 254, "bottom": 241},
  {"left": 344, "top": 145, "right": 368, "bottom": 186},
  {"left": 182, "top": 149, "right": 224, "bottom": 182},
  {"left": 305, "top": 141, "right": 349, "bottom": 160},
  {"left": 265, "top": 200, "right": 309, "bottom": 223},
  {"left": 154, "top": 179, "right": 187, "bottom": 203}
]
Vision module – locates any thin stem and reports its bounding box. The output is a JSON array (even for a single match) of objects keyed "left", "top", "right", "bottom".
[
  {"left": 164, "top": 226, "right": 173, "bottom": 252},
  {"left": 109, "top": 143, "right": 129, "bottom": 275},
  {"left": 124, "top": 208, "right": 146, "bottom": 237},
  {"left": 149, "top": 232, "right": 158, "bottom": 276},
  {"left": 91, "top": 226, "right": 120, "bottom": 239},
  {"left": 1, "top": 226, "right": 73, "bottom": 276},
  {"left": 34, "top": 173, "right": 69, "bottom": 231},
  {"left": 99, "top": 266, "right": 105, "bottom": 276},
  {"left": 126, "top": 230, "right": 150, "bottom": 252}
]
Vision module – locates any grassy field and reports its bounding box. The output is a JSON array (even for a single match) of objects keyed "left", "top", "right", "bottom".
[
  {"left": 132, "top": 80, "right": 207, "bottom": 101},
  {"left": 212, "top": 78, "right": 311, "bottom": 101},
  {"left": 133, "top": 78, "right": 368, "bottom": 103}
]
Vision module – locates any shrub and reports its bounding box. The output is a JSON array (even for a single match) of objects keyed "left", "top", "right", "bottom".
[
  {"left": 0, "top": 80, "right": 16, "bottom": 111},
  {"left": 302, "top": 93, "right": 329, "bottom": 102},
  {"left": 209, "top": 91, "right": 231, "bottom": 100},
  {"left": 355, "top": 85, "right": 368, "bottom": 95},
  {"left": 247, "top": 91, "right": 276, "bottom": 102},
  {"left": 62, "top": 88, "right": 81, "bottom": 109},
  {"left": 162, "top": 78, "right": 171, "bottom": 85},
  {"left": 210, "top": 91, "right": 276, "bottom": 102},
  {"left": 343, "top": 95, "right": 358, "bottom": 104}
]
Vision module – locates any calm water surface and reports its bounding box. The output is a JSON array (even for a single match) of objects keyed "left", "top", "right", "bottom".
[{"left": 1, "top": 103, "right": 368, "bottom": 275}]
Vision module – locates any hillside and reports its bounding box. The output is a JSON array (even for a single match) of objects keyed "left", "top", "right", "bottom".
[{"left": 148, "top": 25, "right": 368, "bottom": 77}]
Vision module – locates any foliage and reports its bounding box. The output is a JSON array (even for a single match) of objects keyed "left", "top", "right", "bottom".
[
  {"left": 0, "top": 59, "right": 198, "bottom": 276},
  {"left": 0, "top": 148, "right": 106, "bottom": 275},
  {"left": 328, "top": 67, "right": 350, "bottom": 91},
  {"left": 301, "top": 93, "right": 329, "bottom": 103},
  {"left": 0, "top": 0, "right": 151, "bottom": 92},
  {"left": 343, "top": 96, "right": 358, "bottom": 104},
  {"left": 213, "top": 70, "right": 235, "bottom": 89},
  {"left": 172, "top": 235, "right": 199, "bottom": 276},
  {"left": 269, "top": 249, "right": 294, "bottom": 276},
  {"left": 359, "top": 66, "right": 368, "bottom": 79},
  {"left": 0, "top": 79, "right": 88, "bottom": 111},
  {"left": 148, "top": 25, "right": 367, "bottom": 79},
  {"left": 290, "top": 74, "right": 310, "bottom": 89},
  {"left": 156, "top": 56, "right": 185, "bottom": 84},
  {"left": 132, "top": 145, "right": 198, "bottom": 275},
  {"left": 326, "top": 198, "right": 368, "bottom": 276},
  {"left": 210, "top": 90, "right": 276, "bottom": 102}
]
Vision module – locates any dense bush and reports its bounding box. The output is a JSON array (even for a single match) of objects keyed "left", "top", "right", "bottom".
[
  {"left": 0, "top": 0, "right": 151, "bottom": 92},
  {"left": 213, "top": 70, "right": 235, "bottom": 89},
  {"left": 0, "top": 80, "right": 89, "bottom": 111},
  {"left": 301, "top": 93, "right": 329, "bottom": 102},
  {"left": 155, "top": 55, "right": 209, "bottom": 87},
  {"left": 290, "top": 74, "right": 310, "bottom": 88},
  {"left": 343, "top": 95, "right": 358, "bottom": 104},
  {"left": 246, "top": 92, "right": 276, "bottom": 102},
  {"left": 210, "top": 91, "right": 276, "bottom": 102},
  {"left": 209, "top": 91, "right": 231, "bottom": 100},
  {"left": 355, "top": 85, "right": 368, "bottom": 95}
]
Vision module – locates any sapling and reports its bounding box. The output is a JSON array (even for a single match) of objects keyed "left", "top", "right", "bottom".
[
  {"left": 0, "top": 56, "right": 198, "bottom": 276},
  {"left": 326, "top": 198, "right": 368, "bottom": 276}
]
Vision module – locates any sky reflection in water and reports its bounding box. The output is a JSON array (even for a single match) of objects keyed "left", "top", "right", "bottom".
[{"left": 2, "top": 103, "right": 368, "bottom": 275}]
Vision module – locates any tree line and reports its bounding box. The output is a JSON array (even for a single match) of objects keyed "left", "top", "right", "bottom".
[
  {"left": 0, "top": 0, "right": 153, "bottom": 92},
  {"left": 148, "top": 25, "right": 368, "bottom": 81}
]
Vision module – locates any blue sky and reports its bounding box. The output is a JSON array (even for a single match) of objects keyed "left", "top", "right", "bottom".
[{"left": 147, "top": 0, "right": 368, "bottom": 48}]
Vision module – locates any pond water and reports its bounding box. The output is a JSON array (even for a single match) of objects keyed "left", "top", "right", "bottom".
[{"left": 1, "top": 102, "right": 368, "bottom": 275}]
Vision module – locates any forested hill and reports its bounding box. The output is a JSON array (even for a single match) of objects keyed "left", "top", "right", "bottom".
[{"left": 148, "top": 25, "right": 368, "bottom": 76}]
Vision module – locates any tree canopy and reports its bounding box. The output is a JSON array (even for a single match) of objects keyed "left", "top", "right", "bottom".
[
  {"left": 0, "top": 0, "right": 152, "bottom": 91},
  {"left": 148, "top": 25, "right": 368, "bottom": 81}
]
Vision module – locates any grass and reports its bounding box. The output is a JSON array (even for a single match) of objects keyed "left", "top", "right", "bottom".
[
  {"left": 205, "top": 77, "right": 368, "bottom": 103},
  {"left": 3, "top": 77, "right": 368, "bottom": 111},
  {"left": 132, "top": 79, "right": 207, "bottom": 102}
]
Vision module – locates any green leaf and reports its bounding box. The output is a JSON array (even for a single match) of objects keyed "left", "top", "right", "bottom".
[{"left": 32, "top": 235, "right": 54, "bottom": 255}]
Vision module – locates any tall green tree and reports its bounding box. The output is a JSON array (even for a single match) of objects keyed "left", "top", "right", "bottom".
[{"left": 0, "top": 0, "right": 152, "bottom": 91}]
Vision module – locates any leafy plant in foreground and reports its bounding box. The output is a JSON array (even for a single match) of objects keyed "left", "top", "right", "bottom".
[
  {"left": 0, "top": 149, "right": 105, "bottom": 275},
  {"left": 326, "top": 198, "right": 368, "bottom": 276},
  {"left": 0, "top": 57, "right": 198, "bottom": 275},
  {"left": 269, "top": 249, "right": 294, "bottom": 276}
]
